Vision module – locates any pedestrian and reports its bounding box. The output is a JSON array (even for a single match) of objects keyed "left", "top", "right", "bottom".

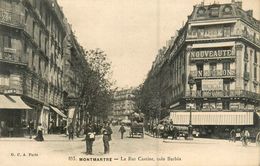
[
  {"left": 230, "top": 129, "right": 236, "bottom": 142},
  {"left": 102, "top": 122, "right": 113, "bottom": 154},
  {"left": 119, "top": 124, "right": 126, "bottom": 139},
  {"left": 28, "top": 120, "right": 34, "bottom": 139},
  {"left": 34, "top": 123, "right": 44, "bottom": 141},
  {"left": 85, "top": 124, "right": 95, "bottom": 155},
  {"left": 241, "top": 129, "right": 250, "bottom": 146},
  {"left": 68, "top": 123, "right": 74, "bottom": 140}
]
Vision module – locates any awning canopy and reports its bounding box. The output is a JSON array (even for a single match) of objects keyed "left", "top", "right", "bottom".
[
  {"left": 170, "top": 111, "right": 254, "bottom": 125},
  {"left": 50, "top": 106, "right": 67, "bottom": 118},
  {"left": 0, "top": 95, "right": 32, "bottom": 110}
]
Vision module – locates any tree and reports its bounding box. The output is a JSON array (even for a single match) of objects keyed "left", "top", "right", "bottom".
[
  {"left": 81, "top": 48, "right": 114, "bottom": 122},
  {"left": 134, "top": 74, "right": 161, "bottom": 123}
]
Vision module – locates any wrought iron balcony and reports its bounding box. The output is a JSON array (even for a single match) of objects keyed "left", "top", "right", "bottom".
[
  {"left": 185, "top": 90, "right": 260, "bottom": 100},
  {"left": 0, "top": 48, "right": 27, "bottom": 65},
  {"left": 0, "top": 9, "right": 24, "bottom": 28},
  {"left": 190, "top": 69, "right": 236, "bottom": 78}
]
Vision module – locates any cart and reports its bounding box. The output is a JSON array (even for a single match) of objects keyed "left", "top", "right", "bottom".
[{"left": 129, "top": 124, "right": 144, "bottom": 138}]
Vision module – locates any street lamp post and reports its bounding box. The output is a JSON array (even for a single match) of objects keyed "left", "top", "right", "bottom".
[{"left": 187, "top": 74, "right": 195, "bottom": 140}]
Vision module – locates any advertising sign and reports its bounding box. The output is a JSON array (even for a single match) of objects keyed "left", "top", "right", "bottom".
[
  {"left": 202, "top": 79, "right": 223, "bottom": 91},
  {"left": 189, "top": 49, "right": 234, "bottom": 59}
]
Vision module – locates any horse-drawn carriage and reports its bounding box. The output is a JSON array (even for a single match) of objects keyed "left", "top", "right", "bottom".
[{"left": 129, "top": 123, "right": 144, "bottom": 138}]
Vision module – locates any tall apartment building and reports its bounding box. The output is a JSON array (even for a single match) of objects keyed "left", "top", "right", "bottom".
[
  {"left": 0, "top": 0, "right": 86, "bottom": 136},
  {"left": 146, "top": 1, "right": 260, "bottom": 138},
  {"left": 63, "top": 21, "right": 87, "bottom": 128},
  {"left": 109, "top": 88, "right": 136, "bottom": 121}
]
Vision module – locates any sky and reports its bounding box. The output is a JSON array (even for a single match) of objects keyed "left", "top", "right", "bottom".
[{"left": 57, "top": 0, "right": 260, "bottom": 88}]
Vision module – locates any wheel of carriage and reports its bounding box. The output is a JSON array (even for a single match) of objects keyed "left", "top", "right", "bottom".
[{"left": 256, "top": 132, "right": 260, "bottom": 146}]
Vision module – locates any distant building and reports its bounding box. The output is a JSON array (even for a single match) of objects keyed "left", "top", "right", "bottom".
[
  {"left": 145, "top": 0, "right": 260, "bottom": 138},
  {"left": 109, "top": 88, "right": 136, "bottom": 121}
]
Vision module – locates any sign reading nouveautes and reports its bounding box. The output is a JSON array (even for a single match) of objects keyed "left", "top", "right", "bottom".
[{"left": 189, "top": 49, "right": 234, "bottom": 59}]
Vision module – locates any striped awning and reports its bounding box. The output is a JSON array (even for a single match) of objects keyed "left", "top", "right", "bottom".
[
  {"left": 0, "top": 95, "right": 32, "bottom": 110},
  {"left": 170, "top": 111, "right": 254, "bottom": 125},
  {"left": 50, "top": 106, "right": 67, "bottom": 118}
]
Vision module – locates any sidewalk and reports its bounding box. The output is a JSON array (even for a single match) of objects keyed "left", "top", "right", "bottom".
[
  {"left": 145, "top": 131, "right": 258, "bottom": 146},
  {"left": 0, "top": 134, "right": 85, "bottom": 141}
]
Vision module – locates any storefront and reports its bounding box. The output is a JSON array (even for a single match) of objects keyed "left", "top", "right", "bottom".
[
  {"left": 170, "top": 111, "right": 254, "bottom": 138},
  {"left": 0, "top": 95, "right": 32, "bottom": 137},
  {"left": 49, "top": 106, "right": 67, "bottom": 134}
]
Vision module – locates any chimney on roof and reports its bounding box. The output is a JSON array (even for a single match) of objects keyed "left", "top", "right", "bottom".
[
  {"left": 246, "top": 10, "right": 253, "bottom": 17},
  {"left": 234, "top": 1, "right": 242, "bottom": 8},
  {"left": 201, "top": 0, "right": 204, "bottom": 6}
]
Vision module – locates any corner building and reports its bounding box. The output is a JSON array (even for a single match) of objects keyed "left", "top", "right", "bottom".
[
  {"left": 180, "top": 1, "right": 260, "bottom": 137},
  {"left": 148, "top": 1, "right": 260, "bottom": 138}
]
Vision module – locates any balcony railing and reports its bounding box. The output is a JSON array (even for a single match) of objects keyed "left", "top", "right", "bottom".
[
  {"left": 187, "top": 29, "right": 260, "bottom": 47},
  {"left": 0, "top": 9, "right": 24, "bottom": 28},
  {"left": 185, "top": 90, "right": 260, "bottom": 100},
  {"left": 0, "top": 48, "right": 27, "bottom": 65},
  {"left": 191, "top": 69, "right": 236, "bottom": 78}
]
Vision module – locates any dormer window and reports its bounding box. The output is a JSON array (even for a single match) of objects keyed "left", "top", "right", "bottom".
[
  {"left": 209, "top": 7, "right": 219, "bottom": 17},
  {"left": 197, "top": 7, "right": 206, "bottom": 17},
  {"left": 223, "top": 5, "right": 232, "bottom": 15}
]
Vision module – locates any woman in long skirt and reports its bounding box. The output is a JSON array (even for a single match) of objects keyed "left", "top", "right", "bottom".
[{"left": 35, "top": 123, "right": 44, "bottom": 141}]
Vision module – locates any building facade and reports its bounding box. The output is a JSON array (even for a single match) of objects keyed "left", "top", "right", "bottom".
[
  {"left": 109, "top": 88, "right": 136, "bottom": 121},
  {"left": 0, "top": 0, "right": 85, "bottom": 136},
  {"left": 146, "top": 0, "right": 260, "bottom": 138},
  {"left": 63, "top": 21, "right": 87, "bottom": 129}
]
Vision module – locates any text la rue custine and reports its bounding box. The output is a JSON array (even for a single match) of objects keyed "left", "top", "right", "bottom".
[{"left": 120, "top": 156, "right": 181, "bottom": 161}]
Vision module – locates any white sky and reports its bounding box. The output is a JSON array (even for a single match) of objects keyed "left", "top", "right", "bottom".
[{"left": 57, "top": 0, "right": 260, "bottom": 88}]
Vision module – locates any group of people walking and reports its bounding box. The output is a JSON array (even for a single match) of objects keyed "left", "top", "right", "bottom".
[
  {"left": 147, "top": 120, "right": 179, "bottom": 139},
  {"left": 229, "top": 129, "right": 250, "bottom": 146}
]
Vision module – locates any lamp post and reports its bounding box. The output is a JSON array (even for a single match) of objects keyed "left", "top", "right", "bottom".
[{"left": 187, "top": 74, "right": 195, "bottom": 140}]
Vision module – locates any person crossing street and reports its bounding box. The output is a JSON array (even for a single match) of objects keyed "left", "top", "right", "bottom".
[
  {"left": 119, "top": 124, "right": 126, "bottom": 139},
  {"left": 102, "top": 122, "right": 113, "bottom": 154}
]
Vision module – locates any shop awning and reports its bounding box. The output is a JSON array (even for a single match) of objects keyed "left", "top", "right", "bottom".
[
  {"left": 0, "top": 95, "right": 32, "bottom": 109},
  {"left": 170, "top": 111, "right": 254, "bottom": 125},
  {"left": 50, "top": 106, "right": 67, "bottom": 118}
]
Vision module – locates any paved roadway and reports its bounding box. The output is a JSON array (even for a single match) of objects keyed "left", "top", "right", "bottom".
[{"left": 0, "top": 126, "right": 259, "bottom": 166}]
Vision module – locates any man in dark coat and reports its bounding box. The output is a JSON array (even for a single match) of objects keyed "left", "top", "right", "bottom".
[
  {"left": 85, "top": 124, "right": 95, "bottom": 155},
  {"left": 102, "top": 123, "right": 113, "bottom": 154},
  {"left": 68, "top": 123, "right": 74, "bottom": 140},
  {"left": 119, "top": 124, "right": 126, "bottom": 139}
]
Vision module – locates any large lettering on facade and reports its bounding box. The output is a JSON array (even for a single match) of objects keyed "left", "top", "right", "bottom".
[
  {"left": 189, "top": 49, "right": 234, "bottom": 59},
  {"left": 202, "top": 79, "right": 223, "bottom": 91}
]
